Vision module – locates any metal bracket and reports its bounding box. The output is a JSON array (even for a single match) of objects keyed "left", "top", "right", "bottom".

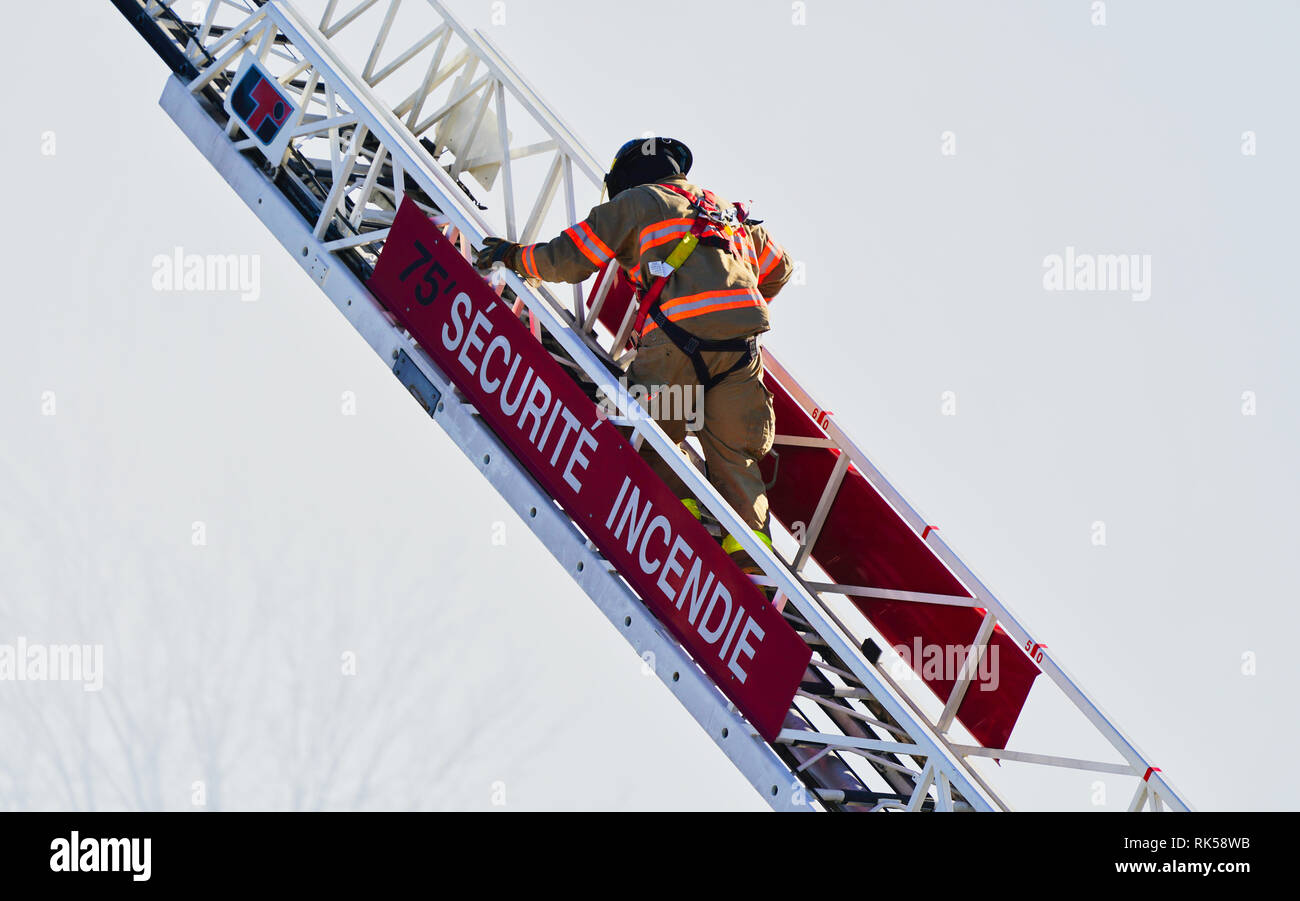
[{"left": 393, "top": 349, "right": 442, "bottom": 417}]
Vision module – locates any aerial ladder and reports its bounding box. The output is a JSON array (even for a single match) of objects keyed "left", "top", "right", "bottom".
[{"left": 110, "top": 0, "right": 1190, "bottom": 812}]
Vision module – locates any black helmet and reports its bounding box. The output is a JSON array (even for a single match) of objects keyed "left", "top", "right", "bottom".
[{"left": 604, "top": 136, "right": 693, "bottom": 199}]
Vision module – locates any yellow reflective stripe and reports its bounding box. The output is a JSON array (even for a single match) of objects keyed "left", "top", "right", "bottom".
[
  {"left": 721, "top": 530, "right": 773, "bottom": 556},
  {"left": 682, "top": 498, "right": 702, "bottom": 519},
  {"left": 663, "top": 233, "right": 698, "bottom": 270}
]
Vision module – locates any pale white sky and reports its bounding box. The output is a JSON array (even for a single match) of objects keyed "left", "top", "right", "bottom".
[{"left": 1, "top": 0, "right": 1296, "bottom": 810}]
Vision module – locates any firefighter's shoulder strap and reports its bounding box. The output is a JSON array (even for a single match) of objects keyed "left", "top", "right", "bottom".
[{"left": 629, "top": 223, "right": 702, "bottom": 337}]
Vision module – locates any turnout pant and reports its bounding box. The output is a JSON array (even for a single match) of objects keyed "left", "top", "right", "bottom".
[{"left": 627, "top": 328, "right": 775, "bottom": 543}]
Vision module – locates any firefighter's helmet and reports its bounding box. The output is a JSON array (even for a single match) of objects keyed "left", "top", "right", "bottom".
[{"left": 604, "top": 136, "right": 693, "bottom": 199}]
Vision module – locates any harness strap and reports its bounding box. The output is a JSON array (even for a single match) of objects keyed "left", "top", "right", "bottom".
[
  {"left": 630, "top": 184, "right": 757, "bottom": 391},
  {"left": 630, "top": 219, "right": 704, "bottom": 337},
  {"left": 646, "top": 305, "right": 756, "bottom": 392},
  {"left": 631, "top": 185, "right": 744, "bottom": 339}
]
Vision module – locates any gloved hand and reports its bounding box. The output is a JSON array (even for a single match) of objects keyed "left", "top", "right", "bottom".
[{"left": 474, "top": 237, "right": 521, "bottom": 272}]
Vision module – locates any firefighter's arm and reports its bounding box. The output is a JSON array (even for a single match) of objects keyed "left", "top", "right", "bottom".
[
  {"left": 511, "top": 189, "right": 652, "bottom": 284},
  {"left": 749, "top": 223, "right": 794, "bottom": 300}
]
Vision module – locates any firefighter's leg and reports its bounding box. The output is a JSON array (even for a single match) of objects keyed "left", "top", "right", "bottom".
[
  {"left": 696, "top": 345, "right": 776, "bottom": 572},
  {"left": 627, "top": 330, "right": 696, "bottom": 500}
]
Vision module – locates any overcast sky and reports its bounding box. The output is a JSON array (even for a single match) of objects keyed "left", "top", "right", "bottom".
[{"left": 1, "top": 0, "right": 1296, "bottom": 811}]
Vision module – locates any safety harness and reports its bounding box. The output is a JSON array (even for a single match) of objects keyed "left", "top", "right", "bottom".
[{"left": 631, "top": 185, "right": 758, "bottom": 392}]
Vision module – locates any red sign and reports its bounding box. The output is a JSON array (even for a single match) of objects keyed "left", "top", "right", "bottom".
[{"left": 368, "top": 200, "right": 812, "bottom": 741}]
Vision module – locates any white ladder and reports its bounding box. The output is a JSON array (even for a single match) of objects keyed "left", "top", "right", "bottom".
[{"left": 111, "top": 0, "right": 1189, "bottom": 812}]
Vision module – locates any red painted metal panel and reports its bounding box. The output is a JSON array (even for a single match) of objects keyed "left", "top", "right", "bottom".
[{"left": 761, "top": 382, "right": 1038, "bottom": 749}]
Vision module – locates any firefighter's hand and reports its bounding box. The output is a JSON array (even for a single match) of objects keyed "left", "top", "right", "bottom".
[{"left": 474, "top": 237, "right": 520, "bottom": 271}]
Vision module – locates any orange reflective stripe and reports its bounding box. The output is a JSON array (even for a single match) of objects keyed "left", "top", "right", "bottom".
[
  {"left": 757, "top": 240, "right": 784, "bottom": 280},
  {"left": 677, "top": 296, "right": 766, "bottom": 317},
  {"left": 731, "top": 232, "right": 752, "bottom": 264},
  {"left": 640, "top": 292, "right": 766, "bottom": 336},
  {"left": 638, "top": 218, "right": 695, "bottom": 257},
  {"left": 578, "top": 221, "right": 615, "bottom": 261},
  {"left": 658, "top": 286, "right": 762, "bottom": 314},
  {"left": 640, "top": 229, "right": 692, "bottom": 255},
  {"left": 563, "top": 221, "right": 613, "bottom": 267},
  {"left": 520, "top": 244, "right": 540, "bottom": 278},
  {"left": 563, "top": 226, "right": 603, "bottom": 266},
  {"left": 638, "top": 217, "right": 695, "bottom": 245}
]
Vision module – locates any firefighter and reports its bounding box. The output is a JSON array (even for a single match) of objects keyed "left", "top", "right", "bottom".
[{"left": 474, "top": 137, "right": 794, "bottom": 573}]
